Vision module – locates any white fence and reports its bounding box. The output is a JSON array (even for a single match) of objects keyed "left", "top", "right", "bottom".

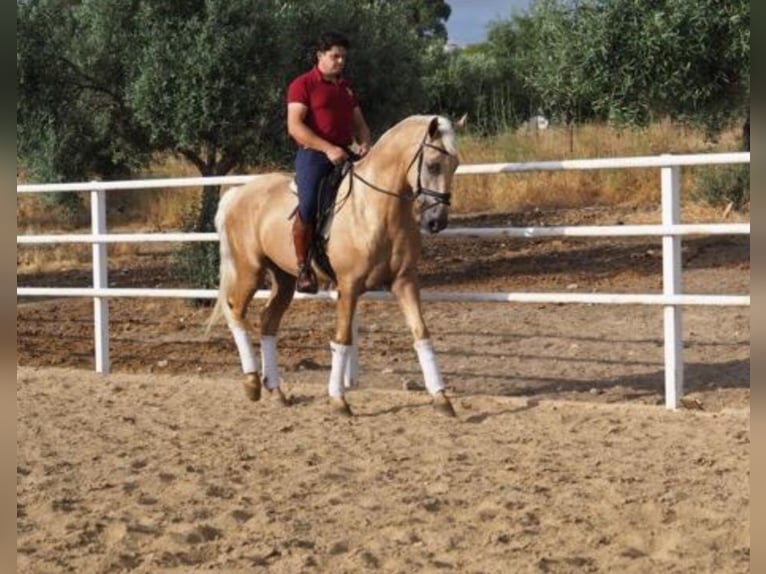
[{"left": 17, "top": 152, "right": 750, "bottom": 409}]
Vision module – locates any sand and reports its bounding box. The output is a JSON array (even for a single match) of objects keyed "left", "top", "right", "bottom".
[{"left": 17, "top": 366, "right": 749, "bottom": 573}]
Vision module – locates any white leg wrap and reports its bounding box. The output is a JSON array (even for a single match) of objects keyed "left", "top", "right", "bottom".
[
  {"left": 343, "top": 344, "right": 359, "bottom": 389},
  {"left": 329, "top": 341, "right": 351, "bottom": 398},
  {"left": 414, "top": 339, "right": 444, "bottom": 395},
  {"left": 260, "top": 336, "right": 280, "bottom": 390},
  {"left": 230, "top": 325, "right": 258, "bottom": 375}
]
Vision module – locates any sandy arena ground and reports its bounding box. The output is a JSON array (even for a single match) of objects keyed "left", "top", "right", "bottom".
[{"left": 17, "top": 207, "right": 750, "bottom": 572}]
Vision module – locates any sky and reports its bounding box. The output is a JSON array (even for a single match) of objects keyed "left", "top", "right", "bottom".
[{"left": 445, "top": 0, "right": 531, "bottom": 45}]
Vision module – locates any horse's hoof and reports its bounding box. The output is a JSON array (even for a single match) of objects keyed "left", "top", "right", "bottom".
[
  {"left": 329, "top": 396, "right": 353, "bottom": 418},
  {"left": 242, "top": 374, "right": 261, "bottom": 402},
  {"left": 267, "top": 387, "right": 292, "bottom": 407},
  {"left": 433, "top": 392, "right": 456, "bottom": 418}
]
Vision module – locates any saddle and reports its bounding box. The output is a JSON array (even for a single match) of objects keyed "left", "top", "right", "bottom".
[{"left": 290, "top": 153, "right": 359, "bottom": 284}]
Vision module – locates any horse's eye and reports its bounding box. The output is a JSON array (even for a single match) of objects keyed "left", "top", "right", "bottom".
[{"left": 426, "top": 163, "right": 441, "bottom": 176}]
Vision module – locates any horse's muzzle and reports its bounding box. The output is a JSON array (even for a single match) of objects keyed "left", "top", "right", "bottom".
[{"left": 422, "top": 212, "right": 448, "bottom": 234}]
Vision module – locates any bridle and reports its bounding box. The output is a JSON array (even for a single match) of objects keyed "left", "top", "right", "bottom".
[{"left": 344, "top": 131, "right": 454, "bottom": 211}]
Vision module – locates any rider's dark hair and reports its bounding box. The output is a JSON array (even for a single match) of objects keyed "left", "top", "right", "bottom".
[{"left": 317, "top": 31, "right": 350, "bottom": 52}]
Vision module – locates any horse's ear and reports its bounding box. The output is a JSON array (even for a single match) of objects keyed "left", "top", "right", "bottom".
[
  {"left": 455, "top": 113, "right": 468, "bottom": 130},
  {"left": 428, "top": 116, "right": 441, "bottom": 139}
]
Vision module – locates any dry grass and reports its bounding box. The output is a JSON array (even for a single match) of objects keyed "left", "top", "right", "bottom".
[
  {"left": 452, "top": 119, "right": 744, "bottom": 214},
  {"left": 108, "top": 155, "right": 203, "bottom": 231},
  {"left": 17, "top": 120, "right": 746, "bottom": 272},
  {"left": 16, "top": 245, "right": 90, "bottom": 275},
  {"left": 16, "top": 154, "right": 203, "bottom": 274}
]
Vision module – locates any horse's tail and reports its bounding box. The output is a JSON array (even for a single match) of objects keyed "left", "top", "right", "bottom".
[
  {"left": 204, "top": 297, "right": 225, "bottom": 337},
  {"left": 204, "top": 186, "right": 251, "bottom": 337}
]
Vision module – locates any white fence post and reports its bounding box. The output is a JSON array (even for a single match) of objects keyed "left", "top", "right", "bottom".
[
  {"left": 91, "top": 188, "right": 110, "bottom": 374},
  {"left": 661, "top": 162, "right": 683, "bottom": 409}
]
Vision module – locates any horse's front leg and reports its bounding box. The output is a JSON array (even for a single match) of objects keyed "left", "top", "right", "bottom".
[
  {"left": 327, "top": 287, "right": 361, "bottom": 416},
  {"left": 343, "top": 313, "right": 360, "bottom": 390},
  {"left": 391, "top": 275, "right": 456, "bottom": 417}
]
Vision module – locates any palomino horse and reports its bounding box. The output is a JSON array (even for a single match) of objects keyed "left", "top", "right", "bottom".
[{"left": 209, "top": 115, "right": 461, "bottom": 416}]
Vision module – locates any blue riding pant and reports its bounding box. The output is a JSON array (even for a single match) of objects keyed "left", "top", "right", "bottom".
[{"left": 295, "top": 148, "right": 335, "bottom": 224}]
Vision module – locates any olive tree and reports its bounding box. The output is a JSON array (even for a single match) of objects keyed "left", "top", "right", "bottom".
[
  {"left": 18, "top": 0, "right": 432, "bottom": 285},
  {"left": 18, "top": 0, "right": 428, "bottom": 226},
  {"left": 17, "top": 0, "right": 152, "bottom": 188},
  {"left": 507, "top": 0, "right": 749, "bottom": 136}
]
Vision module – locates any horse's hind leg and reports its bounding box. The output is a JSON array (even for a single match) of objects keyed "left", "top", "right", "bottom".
[
  {"left": 258, "top": 266, "right": 295, "bottom": 405},
  {"left": 391, "top": 275, "right": 456, "bottom": 417},
  {"left": 222, "top": 264, "right": 262, "bottom": 401}
]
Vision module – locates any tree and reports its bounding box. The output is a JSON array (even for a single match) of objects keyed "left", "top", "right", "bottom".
[
  {"left": 376, "top": 0, "right": 452, "bottom": 41},
  {"left": 510, "top": 0, "right": 599, "bottom": 149},
  {"left": 408, "top": 0, "right": 452, "bottom": 40},
  {"left": 422, "top": 42, "right": 529, "bottom": 134},
  {"left": 18, "top": 0, "right": 433, "bottom": 287},
  {"left": 575, "top": 0, "right": 749, "bottom": 136},
  {"left": 128, "top": 0, "right": 287, "bottom": 233},
  {"left": 648, "top": 0, "right": 749, "bottom": 138},
  {"left": 271, "top": 0, "right": 429, "bottom": 134},
  {"left": 17, "top": 0, "right": 429, "bottom": 232},
  {"left": 508, "top": 0, "right": 749, "bottom": 137},
  {"left": 17, "top": 0, "right": 152, "bottom": 186},
  {"left": 487, "top": 0, "right": 749, "bottom": 206}
]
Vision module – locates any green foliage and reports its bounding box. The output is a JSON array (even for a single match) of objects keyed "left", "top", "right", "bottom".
[
  {"left": 511, "top": 0, "right": 750, "bottom": 132},
  {"left": 424, "top": 1, "right": 536, "bottom": 134},
  {"left": 272, "top": 0, "right": 428, "bottom": 137},
  {"left": 511, "top": 0, "right": 598, "bottom": 125},
  {"left": 17, "top": 0, "right": 150, "bottom": 219},
  {"left": 582, "top": 0, "right": 749, "bottom": 131},
  {"left": 168, "top": 0, "right": 430, "bottom": 287},
  {"left": 362, "top": 0, "right": 452, "bottom": 40},
  {"left": 172, "top": 185, "right": 221, "bottom": 293},
  {"left": 20, "top": 0, "right": 749, "bottom": 178},
  {"left": 422, "top": 43, "right": 528, "bottom": 134},
  {"left": 16, "top": 0, "right": 436, "bottom": 289},
  {"left": 128, "top": 0, "right": 288, "bottom": 175},
  {"left": 18, "top": 0, "right": 751, "bottom": 239},
  {"left": 693, "top": 165, "right": 750, "bottom": 210},
  {"left": 400, "top": 0, "right": 452, "bottom": 40},
  {"left": 174, "top": 241, "right": 220, "bottom": 301},
  {"left": 17, "top": 0, "right": 152, "bottom": 178},
  {"left": 17, "top": 0, "right": 430, "bottom": 174},
  {"left": 17, "top": 0, "right": 430, "bottom": 237}
]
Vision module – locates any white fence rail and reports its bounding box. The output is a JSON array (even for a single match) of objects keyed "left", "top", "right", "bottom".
[{"left": 17, "top": 152, "right": 750, "bottom": 409}]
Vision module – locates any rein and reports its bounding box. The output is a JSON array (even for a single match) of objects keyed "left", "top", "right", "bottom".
[{"left": 345, "top": 132, "right": 454, "bottom": 211}]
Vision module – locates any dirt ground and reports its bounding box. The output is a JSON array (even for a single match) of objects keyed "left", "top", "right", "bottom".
[{"left": 17, "top": 206, "right": 750, "bottom": 572}]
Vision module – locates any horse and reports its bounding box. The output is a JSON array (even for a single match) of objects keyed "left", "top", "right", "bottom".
[{"left": 208, "top": 114, "right": 462, "bottom": 417}]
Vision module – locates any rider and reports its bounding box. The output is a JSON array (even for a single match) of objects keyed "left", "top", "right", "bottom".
[{"left": 286, "top": 31, "right": 372, "bottom": 293}]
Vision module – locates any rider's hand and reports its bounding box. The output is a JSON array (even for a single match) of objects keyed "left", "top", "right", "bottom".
[
  {"left": 357, "top": 142, "right": 371, "bottom": 157},
  {"left": 325, "top": 145, "right": 348, "bottom": 165}
]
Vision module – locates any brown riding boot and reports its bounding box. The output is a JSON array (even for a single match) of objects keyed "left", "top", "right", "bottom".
[{"left": 292, "top": 216, "right": 318, "bottom": 294}]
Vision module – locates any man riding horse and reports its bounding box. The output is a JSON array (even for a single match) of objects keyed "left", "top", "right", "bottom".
[
  {"left": 211, "top": 32, "right": 462, "bottom": 416},
  {"left": 286, "top": 31, "right": 372, "bottom": 293}
]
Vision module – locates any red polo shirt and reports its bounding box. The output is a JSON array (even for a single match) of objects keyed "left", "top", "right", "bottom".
[{"left": 287, "top": 66, "right": 359, "bottom": 146}]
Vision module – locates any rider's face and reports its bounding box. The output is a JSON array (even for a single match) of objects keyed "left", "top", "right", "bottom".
[{"left": 317, "top": 46, "right": 347, "bottom": 77}]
